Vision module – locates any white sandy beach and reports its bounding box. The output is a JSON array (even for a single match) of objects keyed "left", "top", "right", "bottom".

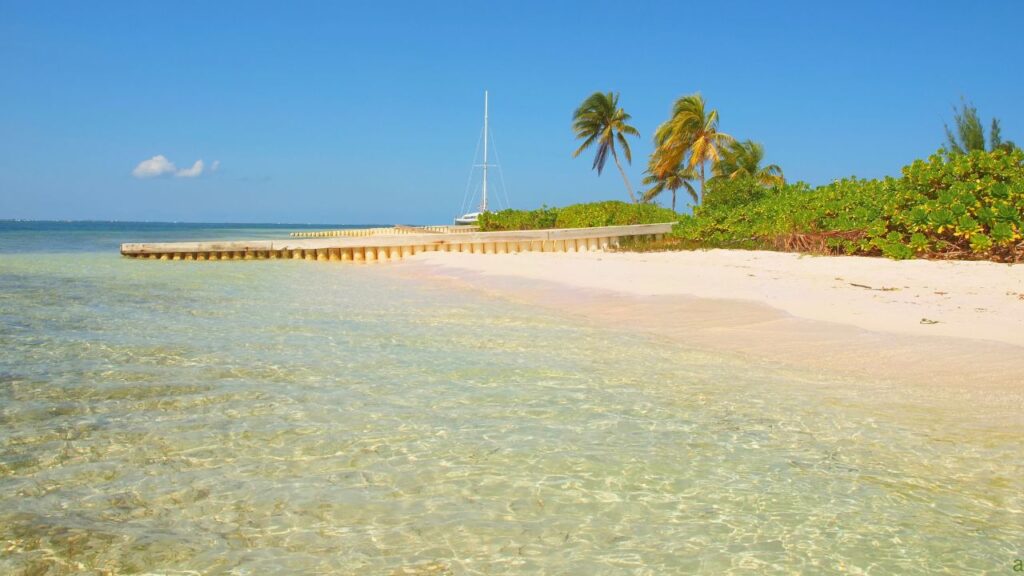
[{"left": 407, "top": 249, "right": 1024, "bottom": 388}]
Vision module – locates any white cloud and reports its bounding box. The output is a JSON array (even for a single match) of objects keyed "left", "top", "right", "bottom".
[
  {"left": 132, "top": 155, "right": 218, "bottom": 179},
  {"left": 175, "top": 159, "right": 204, "bottom": 178},
  {"left": 132, "top": 155, "right": 177, "bottom": 178}
]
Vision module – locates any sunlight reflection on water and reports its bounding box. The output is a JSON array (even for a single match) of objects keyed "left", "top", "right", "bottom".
[{"left": 0, "top": 243, "right": 1021, "bottom": 575}]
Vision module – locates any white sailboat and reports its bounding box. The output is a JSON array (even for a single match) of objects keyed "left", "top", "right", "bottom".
[{"left": 455, "top": 90, "right": 497, "bottom": 225}]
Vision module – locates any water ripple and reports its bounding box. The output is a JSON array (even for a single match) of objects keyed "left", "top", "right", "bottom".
[{"left": 0, "top": 250, "right": 1021, "bottom": 575}]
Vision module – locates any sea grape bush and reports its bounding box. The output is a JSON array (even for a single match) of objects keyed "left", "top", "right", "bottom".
[
  {"left": 676, "top": 148, "right": 1024, "bottom": 260},
  {"left": 894, "top": 149, "right": 1024, "bottom": 258},
  {"left": 476, "top": 205, "right": 559, "bottom": 231},
  {"left": 555, "top": 201, "right": 679, "bottom": 228},
  {"left": 478, "top": 201, "right": 679, "bottom": 231}
]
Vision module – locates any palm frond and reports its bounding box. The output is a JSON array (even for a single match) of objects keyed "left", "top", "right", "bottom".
[
  {"left": 593, "top": 139, "right": 610, "bottom": 174},
  {"left": 572, "top": 133, "right": 599, "bottom": 158},
  {"left": 681, "top": 180, "right": 698, "bottom": 204},
  {"left": 617, "top": 132, "right": 632, "bottom": 164}
]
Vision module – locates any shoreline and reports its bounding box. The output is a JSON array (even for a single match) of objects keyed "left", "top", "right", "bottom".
[{"left": 398, "top": 249, "right": 1024, "bottom": 389}]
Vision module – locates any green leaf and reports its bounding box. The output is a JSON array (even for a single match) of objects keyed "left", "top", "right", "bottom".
[
  {"left": 990, "top": 222, "right": 1015, "bottom": 245},
  {"left": 970, "top": 233, "right": 993, "bottom": 253},
  {"left": 909, "top": 232, "right": 929, "bottom": 252}
]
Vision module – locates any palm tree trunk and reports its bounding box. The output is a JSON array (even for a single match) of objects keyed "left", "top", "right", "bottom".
[
  {"left": 699, "top": 163, "right": 706, "bottom": 204},
  {"left": 671, "top": 190, "right": 676, "bottom": 212},
  {"left": 610, "top": 147, "right": 638, "bottom": 203}
]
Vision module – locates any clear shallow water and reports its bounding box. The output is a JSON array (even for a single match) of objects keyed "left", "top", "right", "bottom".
[
  {"left": 0, "top": 223, "right": 1021, "bottom": 575},
  {"left": 0, "top": 221, "right": 372, "bottom": 254}
]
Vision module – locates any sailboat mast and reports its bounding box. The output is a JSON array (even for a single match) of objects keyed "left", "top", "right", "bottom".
[{"left": 481, "top": 90, "right": 488, "bottom": 213}]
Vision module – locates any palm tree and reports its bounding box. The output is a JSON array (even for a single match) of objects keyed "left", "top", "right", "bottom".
[
  {"left": 652, "top": 93, "right": 733, "bottom": 202},
  {"left": 642, "top": 163, "right": 696, "bottom": 211},
  {"left": 713, "top": 139, "right": 785, "bottom": 187},
  {"left": 572, "top": 91, "right": 640, "bottom": 203}
]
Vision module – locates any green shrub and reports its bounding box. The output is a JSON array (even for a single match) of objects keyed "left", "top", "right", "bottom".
[
  {"left": 675, "top": 148, "right": 1024, "bottom": 260},
  {"left": 477, "top": 206, "right": 560, "bottom": 231},
  {"left": 480, "top": 150, "right": 1024, "bottom": 260},
  {"left": 555, "top": 201, "right": 679, "bottom": 228},
  {"left": 478, "top": 201, "right": 679, "bottom": 231},
  {"left": 701, "top": 176, "right": 771, "bottom": 211}
]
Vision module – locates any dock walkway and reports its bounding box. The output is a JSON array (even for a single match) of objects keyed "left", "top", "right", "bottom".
[{"left": 120, "top": 223, "right": 674, "bottom": 262}]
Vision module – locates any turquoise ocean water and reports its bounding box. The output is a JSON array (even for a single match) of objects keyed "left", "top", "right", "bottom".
[{"left": 0, "top": 222, "right": 1021, "bottom": 574}]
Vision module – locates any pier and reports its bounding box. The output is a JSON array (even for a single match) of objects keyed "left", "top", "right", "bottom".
[{"left": 120, "top": 223, "right": 673, "bottom": 262}]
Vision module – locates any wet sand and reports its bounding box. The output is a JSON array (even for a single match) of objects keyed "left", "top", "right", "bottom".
[{"left": 401, "top": 250, "right": 1024, "bottom": 391}]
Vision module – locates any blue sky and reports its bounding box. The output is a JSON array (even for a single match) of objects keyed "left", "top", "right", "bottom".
[{"left": 1, "top": 1, "right": 1021, "bottom": 224}]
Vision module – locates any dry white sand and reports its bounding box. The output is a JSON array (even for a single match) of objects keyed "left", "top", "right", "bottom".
[{"left": 404, "top": 249, "right": 1024, "bottom": 388}]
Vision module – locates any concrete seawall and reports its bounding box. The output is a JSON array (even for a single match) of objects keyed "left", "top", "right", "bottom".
[{"left": 120, "top": 223, "right": 674, "bottom": 262}]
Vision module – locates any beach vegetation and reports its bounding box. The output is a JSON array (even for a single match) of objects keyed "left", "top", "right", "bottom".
[
  {"left": 945, "top": 97, "right": 1017, "bottom": 154},
  {"left": 674, "top": 147, "right": 1024, "bottom": 261},
  {"left": 553, "top": 92, "right": 1021, "bottom": 262},
  {"left": 641, "top": 162, "right": 697, "bottom": 212},
  {"left": 478, "top": 201, "right": 678, "bottom": 231},
  {"left": 712, "top": 139, "right": 785, "bottom": 187},
  {"left": 571, "top": 92, "right": 641, "bottom": 203},
  {"left": 651, "top": 93, "right": 733, "bottom": 203}
]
